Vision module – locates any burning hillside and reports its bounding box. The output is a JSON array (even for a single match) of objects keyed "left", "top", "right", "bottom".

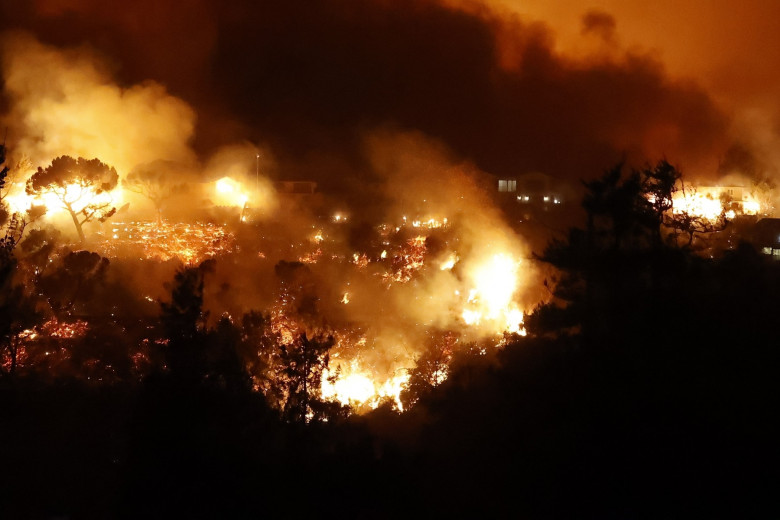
[
  {"left": 0, "top": 21, "right": 772, "bottom": 418},
  {"left": 1, "top": 138, "right": 536, "bottom": 415},
  {"left": 93, "top": 221, "right": 236, "bottom": 265}
]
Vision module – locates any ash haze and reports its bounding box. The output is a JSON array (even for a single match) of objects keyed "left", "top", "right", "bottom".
[{"left": 3, "top": 0, "right": 771, "bottom": 190}]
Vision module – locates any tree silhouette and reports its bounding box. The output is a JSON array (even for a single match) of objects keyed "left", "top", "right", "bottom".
[
  {"left": 275, "top": 332, "right": 339, "bottom": 423},
  {"left": 579, "top": 160, "right": 681, "bottom": 251},
  {"left": 1, "top": 145, "right": 43, "bottom": 272},
  {"left": 26, "top": 156, "right": 119, "bottom": 242},
  {"left": 124, "top": 160, "right": 190, "bottom": 225},
  {"left": 1, "top": 146, "right": 45, "bottom": 375},
  {"left": 37, "top": 250, "right": 110, "bottom": 317},
  {"left": 664, "top": 189, "right": 727, "bottom": 248},
  {"left": 159, "top": 260, "right": 214, "bottom": 380},
  {"left": 157, "top": 259, "right": 250, "bottom": 391},
  {"left": 237, "top": 310, "right": 278, "bottom": 394},
  {"left": 0, "top": 277, "right": 41, "bottom": 376},
  {"left": 531, "top": 160, "right": 698, "bottom": 340}
]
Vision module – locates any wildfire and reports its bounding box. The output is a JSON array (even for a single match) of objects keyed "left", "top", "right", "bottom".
[
  {"left": 299, "top": 248, "right": 323, "bottom": 264},
  {"left": 93, "top": 221, "right": 236, "bottom": 264},
  {"left": 411, "top": 217, "right": 448, "bottom": 229},
  {"left": 3, "top": 318, "right": 90, "bottom": 373},
  {"left": 4, "top": 181, "right": 123, "bottom": 217},
  {"left": 322, "top": 360, "right": 411, "bottom": 411},
  {"left": 270, "top": 308, "right": 299, "bottom": 346},
  {"left": 439, "top": 253, "right": 458, "bottom": 270},
  {"left": 4, "top": 189, "right": 531, "bottom": 415},
  {"left": 381, "top": 235, "right": 427, "bottom": 284},
  {"left": 461, "top": 253, "right": 526, "bottom": 335},
  {"left": 214, "top": 176, "right": 248, "bottom": 207},
  {"left": 45, "top": 318, "right": 89, "bottom": 339},
  {"left": 669, "top": 186, "right": 762, "bottom": 221}
]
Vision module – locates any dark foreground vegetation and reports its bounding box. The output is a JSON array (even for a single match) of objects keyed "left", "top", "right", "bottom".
[{"left": 1, "top": 160, "right": 778, "bottom": 518}]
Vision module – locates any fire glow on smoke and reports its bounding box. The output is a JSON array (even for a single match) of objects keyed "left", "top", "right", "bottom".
[{"left": 4, "top": 161, "right": 531, "bottom": 413}]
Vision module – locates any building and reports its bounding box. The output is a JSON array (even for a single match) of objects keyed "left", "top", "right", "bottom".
[{"left": 496, "top": 172, "right": 574, "bottom": 208}]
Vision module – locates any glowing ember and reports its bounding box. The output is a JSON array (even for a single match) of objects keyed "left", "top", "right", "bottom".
[
  {"left": 381, "top": 236, "right": 427, "bottom": 283},
  {"left": 411, "top": 217, "right": 448, "bottom": 229},
  {"left": 44, "top": 318, "right": 89, "bottom": 339},
  {"left": 93, "top": 221, "right": 235, "bottom": 264},
  {"left": 352, "top": 253, "right": 369, "bottom": 268},
  {"left": 299, "top": 248, "right": 322, "bottom": 264}
]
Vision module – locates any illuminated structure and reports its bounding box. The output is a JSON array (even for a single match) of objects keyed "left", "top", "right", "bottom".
[{"left": 497, "top": 172, "right": 573, "bottom": 208}]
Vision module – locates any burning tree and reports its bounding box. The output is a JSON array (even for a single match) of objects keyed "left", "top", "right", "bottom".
[
  {"left": 26, "top": 156, "right": 119, "bottom": 242},
  {"left": 665, "top": 185, "right": 728, "bottom": 248},
  {"left": 0, "top": 147, "right": 33, "bottom": 211},
  {"left": 124, "top": 160, "right": 190, "bottom": 225},
  {"left": 1, "top": 146, "right": 43, "bottom": 259}
]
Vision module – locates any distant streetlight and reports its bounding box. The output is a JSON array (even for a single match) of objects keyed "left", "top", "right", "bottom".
[{"left": 256, "top": 153, "right": 260, "bottom": 193}]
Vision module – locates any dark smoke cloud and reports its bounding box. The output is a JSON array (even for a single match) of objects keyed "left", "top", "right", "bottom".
[
  {"left": 581, "top": 10, "right": 617, "bottom": 43},
  {"left": 1, "top": 0, "right": 731, "bottom": 197}
]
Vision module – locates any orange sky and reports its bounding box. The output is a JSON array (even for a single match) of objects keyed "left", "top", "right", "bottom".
[
  {"left": 494, "top": 0, "right": 780, "bottom": 109},
  {"left": 4, "top": 0, "right": 780, "bottom": 184}
]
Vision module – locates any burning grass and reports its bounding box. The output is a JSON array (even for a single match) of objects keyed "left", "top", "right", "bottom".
[{"left": 92, "top": 221, "right": 236, "bottom": 265}]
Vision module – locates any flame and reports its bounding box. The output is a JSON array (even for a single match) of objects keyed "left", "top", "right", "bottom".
[
  {"left": 322, "top": 360, "right": 411, "bottom": 411},
  {"left": 671, "top": 192, "right": 725, "bottom": 220},
  {"left": 213, "top": 176, "right": 248, "bottom": 207},
  {"left": 670, "top": 187, "right": 762, "bottom": 221},
  {"left": 3, "top": 183, "right": 33, "bottom": 213},
  {"left": 5, "top": 199, "right": 533, "bottom": 414},
  {"left": 4, "top": 180, "right": 124, "bottom": 218},
  {"left": 461, "top": 253, "right": 526, "bottom": 335},
  {"left": 439, "top": 253, "right": 458, "bottom": 270},
  {"left": 743, "top": 199, "right": 761, "bottom": 214}
]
